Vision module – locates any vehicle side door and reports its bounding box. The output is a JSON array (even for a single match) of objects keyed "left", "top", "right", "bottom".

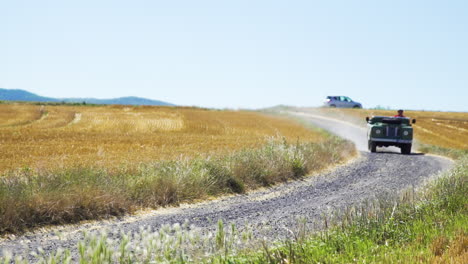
[
  {"left": 338, "top": 96, "right": 349, "bottom": 107},
  {"left": 343, "top": 96, "right": 354, "bottom": 107}
]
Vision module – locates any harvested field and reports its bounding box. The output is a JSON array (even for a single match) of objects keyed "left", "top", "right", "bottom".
[{"left": 0, "top": 104, "right": 326, "bottom": 173}]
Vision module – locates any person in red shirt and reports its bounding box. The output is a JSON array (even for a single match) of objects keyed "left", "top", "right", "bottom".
[{"left": 394, "top": 109, "right": 405, "bottom": 117}]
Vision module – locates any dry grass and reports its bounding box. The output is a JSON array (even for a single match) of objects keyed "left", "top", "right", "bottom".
[
  {"left": 430, "top": 231, "right": 468, "bottom": 263},
  {"left": 0, "top": 104, "right": 45, "bottom": 127},
  {"left": 0, "top": 104, "right": 325, "bottom": 173},
  {"left": 303, "top": 108, "right": 468, "bottom": 150},
  {"left": 431, "top": 231, "right": 468, "bottom": 263}
]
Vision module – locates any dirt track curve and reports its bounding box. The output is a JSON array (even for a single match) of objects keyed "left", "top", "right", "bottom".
[{"left": 0, "top": 111, "right": 453, "bottom": 259}]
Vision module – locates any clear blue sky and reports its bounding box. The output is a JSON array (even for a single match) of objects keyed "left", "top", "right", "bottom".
[{"left": 1, "top": 0, "right": 467, "bottom": 111}]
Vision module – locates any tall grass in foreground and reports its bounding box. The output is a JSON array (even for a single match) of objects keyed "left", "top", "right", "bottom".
[
  {"left": 1, "top": 219, "right": 257, "bottom": 264},
  {"left": 0, "top": 137, "right": 354, "bottom": 234},
  {"left": 2, "top": 153, "right": 465, "bottom": 263}
]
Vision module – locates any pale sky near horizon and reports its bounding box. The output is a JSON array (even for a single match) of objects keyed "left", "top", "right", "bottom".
[{"left": 1, "top": 0, "right": 467, "bottom": 111}]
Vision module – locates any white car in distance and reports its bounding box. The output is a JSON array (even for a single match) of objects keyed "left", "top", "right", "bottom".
[{"left": 324, "top": 96, "right": 362, "bottom": 108}]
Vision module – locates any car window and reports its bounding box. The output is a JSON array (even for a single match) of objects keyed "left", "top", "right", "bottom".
[{"left": 344, "top": 97, "right": 352, "bottom": 102}]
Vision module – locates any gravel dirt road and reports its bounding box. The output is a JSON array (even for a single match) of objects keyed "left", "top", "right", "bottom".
[{"left": 0, "top": 111, "right": 453, "bottom": 259}]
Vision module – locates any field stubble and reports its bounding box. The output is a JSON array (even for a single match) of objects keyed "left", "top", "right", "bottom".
[{"left": 0, "top": 104, "right": 327, "bottom": 173}]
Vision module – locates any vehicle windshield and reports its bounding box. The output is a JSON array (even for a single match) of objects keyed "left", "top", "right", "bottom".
[
  {"left": 369, "top": 116, "right": 410, "bottom": 125},
  {"left": 381, "top": 118, "right": 403, "bottom": 124}
]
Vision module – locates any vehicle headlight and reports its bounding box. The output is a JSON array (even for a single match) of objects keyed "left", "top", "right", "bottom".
[
  {"left": 375, "top": 129, "right": 381, "bottom": 135},
  {"left": 403, "top": 131, "right": 409, "bottom": 136}
]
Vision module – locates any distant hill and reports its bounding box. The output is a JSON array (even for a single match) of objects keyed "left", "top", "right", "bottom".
[
  {"left": 0, "top": 88, "right": 174, "bottom": 106},
  {"left": 0, "top": 88, "right": 59, "bottom": 103}
]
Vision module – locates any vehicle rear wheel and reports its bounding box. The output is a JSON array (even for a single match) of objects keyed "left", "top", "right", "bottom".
[
  {"left": 368, "top": 141, "right": 377, "bottom": 153},
  {"left": 401, "top": 144, "right": 412, "bottom": 154}
]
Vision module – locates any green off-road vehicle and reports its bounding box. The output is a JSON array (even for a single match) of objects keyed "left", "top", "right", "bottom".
[{"left": 366, "top": 116, "right": 416, "bottom": 154}]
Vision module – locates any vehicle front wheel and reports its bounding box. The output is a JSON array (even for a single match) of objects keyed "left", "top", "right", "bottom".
[
  {"left": 401, "top": 144, "right": 412, "bottom": 154},
  {"left": 368, "top": 141, "right": 377, "bottom": 153}
]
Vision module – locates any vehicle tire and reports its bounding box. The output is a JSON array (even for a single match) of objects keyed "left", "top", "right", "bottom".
[
  {"left": 353, "top": 105, "right": 361, "bottom": 108},
  {"left": 400, "top": 146, "right": 406, "bottom": 154},
  {"left": 401, "top": 144, "right": 412, "bottom": 154},
  {"left": 368, "top": 141, "right": 377, "bottom": 153},
  {"left": 330, "top": 105, "right": 336, "bottom": 108}
]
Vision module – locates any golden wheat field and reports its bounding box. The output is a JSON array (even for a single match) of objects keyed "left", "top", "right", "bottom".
[
  {"left": 309, "top": 108, "right": 468, "bottom": 150},
  {"left": 0, "top": 103, "right": 325, "bottom": 173}
]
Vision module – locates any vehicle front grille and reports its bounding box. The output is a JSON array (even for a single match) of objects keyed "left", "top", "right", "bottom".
[{"left": 386, "top": 127, "right": 399, "bottom": 137}]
